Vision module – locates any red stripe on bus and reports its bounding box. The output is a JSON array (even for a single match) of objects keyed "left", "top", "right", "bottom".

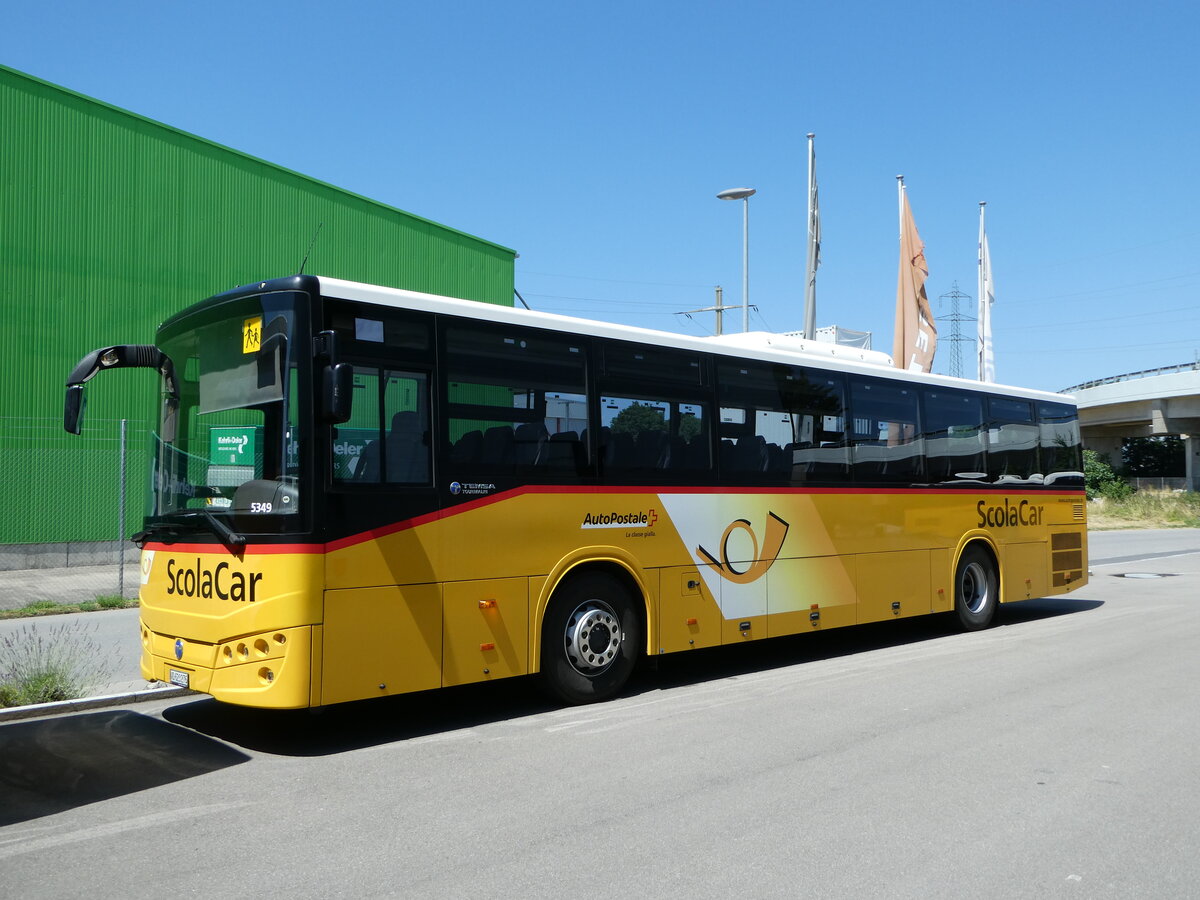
[{"left": 143, "top": 541, "right": 324, "bottom": 555}]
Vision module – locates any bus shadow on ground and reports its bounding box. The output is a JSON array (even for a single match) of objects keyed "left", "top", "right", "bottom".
[
  {"left": 161, "top": 596, "right": 1102, "bottom": 758},
  {"left": 0, "top": 709, "right": 249, "bottom": 826},
  {"left": 649, "top": 596, "right": 1105, "bottom": 692}
]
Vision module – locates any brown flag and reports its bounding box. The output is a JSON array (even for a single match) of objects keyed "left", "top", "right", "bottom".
[{"left": 893, "top": 187, "right": 937, "bottom": 372}]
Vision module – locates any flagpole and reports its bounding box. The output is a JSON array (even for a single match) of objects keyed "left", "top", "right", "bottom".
[
  {"left": 977, "top": 201, "right": 994, "bottom": 383},
  {"left": 894, "top": 175, "right": 905, "bottom": 370},
  {"left": 803, "top": 133, "right": 818, "bottom": 339}
]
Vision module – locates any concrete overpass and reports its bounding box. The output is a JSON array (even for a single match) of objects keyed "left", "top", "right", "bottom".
[{"left": 1067, "top": 363, "right": 1200, "bottom": 490}]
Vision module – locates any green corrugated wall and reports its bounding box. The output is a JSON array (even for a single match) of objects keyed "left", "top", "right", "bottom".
[{"left": 0, "top": 64, "right": 516, "bottom": 546}]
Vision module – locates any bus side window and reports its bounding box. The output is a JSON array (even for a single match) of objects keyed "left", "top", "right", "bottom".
[
  {"left": 444, "top": 324, "right": 590, "bottom": 481},
  {"left": 848, "top": 378, "right": 923, "bottom": 485},
  {"left": 600, "top": 397, "right": 709, "bottom": 476},
  {"left": 987, "top": 397, "right": 1039, "bottom": 482},
  {"left": 1038, "top": 401, "right": 1083, "bottom": 487},
  {"left": 923, "top": 391, "right": 985, "bottom": 482},
  {"left": 334, "top": 368, "right": 430, "bottom": 484}
]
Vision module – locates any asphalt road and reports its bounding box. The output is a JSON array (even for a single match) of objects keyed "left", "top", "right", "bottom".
[{"left": 1, "top": 529, "right": 1198, "bottom": 898}]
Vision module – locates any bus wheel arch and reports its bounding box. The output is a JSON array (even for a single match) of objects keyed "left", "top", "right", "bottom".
[
  {"left": 954, "top": 540, "right": 999, "bottom": 631},
  {"left": 537, "top": 563, "right": 646, "bottom": 704}
]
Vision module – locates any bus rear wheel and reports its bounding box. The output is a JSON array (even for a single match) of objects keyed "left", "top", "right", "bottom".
[
  {"left": 954, "top": 545, "right": 998, "bottom": 631},
  {"left": 540, "top": 571, "right": 640, "bottom": 704}
]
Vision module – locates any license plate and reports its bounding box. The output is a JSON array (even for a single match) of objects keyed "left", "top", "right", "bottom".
[{"left": 168, "top": 668, "right": 190, "bottom": 689}]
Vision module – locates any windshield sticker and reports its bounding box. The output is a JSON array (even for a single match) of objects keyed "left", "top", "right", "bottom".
[
  {"left": 242, "top": 316, "right": 262, "bottom": 354},
  {"left": 140, "top": 550, "right": 155, "bottom": 585},
  {"left": 210, "top": 427, "right": 256, "bottom": 465}
]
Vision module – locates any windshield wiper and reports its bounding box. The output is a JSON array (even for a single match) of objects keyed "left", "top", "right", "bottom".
[
  {"left": 131, "top": 521, "right": 181, "bottom": 547},
  {"left": 134, "top": 511, "right": 245, "bottom": 553},
  {"left": 178, "top": 510, "right": 246, "bottom": 552}
]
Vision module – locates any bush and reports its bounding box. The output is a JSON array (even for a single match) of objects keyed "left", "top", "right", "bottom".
[
  {"left": 0, "top": 621, "right": 115, "bottom": 707},
  {"left": 1084, "top": 449, "right": 1134, "bottom": 500}
]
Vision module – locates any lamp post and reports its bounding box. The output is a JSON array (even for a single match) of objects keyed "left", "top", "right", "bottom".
[{"left": 717, "top": 187, "right": 756, "bottom": 332}]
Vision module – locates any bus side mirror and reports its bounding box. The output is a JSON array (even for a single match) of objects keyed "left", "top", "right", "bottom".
[
  {"left": 64, "top": 384, "right": 87, "bottom": 435},
  {"left": 322, "top": 363, "right": 353, "bottom": 424}
]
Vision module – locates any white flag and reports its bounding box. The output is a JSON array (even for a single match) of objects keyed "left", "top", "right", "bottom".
[{"left": 977, "top": 204, "right": 995, "bottom": 382}]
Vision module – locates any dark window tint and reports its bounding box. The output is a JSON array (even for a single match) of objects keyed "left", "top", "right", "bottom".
[
  {"left": 444, "top": 325, "right": 588, "bottom": 477},
  {"left": 326, "top": 301, "right": 431, "bottom": 354},
  {"left": 335, "top": 369, "right": 430, "bottom": 484},
  {"left": 600, "top": 396, "right": 711, "bottom": 478},
  {"left": 923, "top": 390, "right": 985, "bottom": 482},
  {"left": 718, "top": 362, "right": 847, "bottom": 484},
  {"left": 849, "top": 378, "right": 922, "bottom": 484},
  {"left": 987, "top": 396, "right": 1039, "bottom": 481},
  {"left": 603, "top": 344, "right": 705, "bottom": 386},
  {"left": 1038, "top": 401, "right": 1083, "bottom": 487}
]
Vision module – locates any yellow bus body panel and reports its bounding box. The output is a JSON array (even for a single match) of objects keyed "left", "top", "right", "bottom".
[
  {"left": 138, "top": 547, "right": 323, "bottom": 709},
  {"left": 140, "top": 488, "right": 1087, "bottom": 707}
]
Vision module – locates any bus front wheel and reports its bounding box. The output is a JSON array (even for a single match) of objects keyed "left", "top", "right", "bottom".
[
  {"left": 540, "top": 571, "right": 640, "bottom": 704},
  {"left": 954, "top": 545, "right": 998, "bottom": 631}
]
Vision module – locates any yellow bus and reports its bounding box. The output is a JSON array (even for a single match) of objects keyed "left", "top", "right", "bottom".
[{"left": 64, "top": 275, "right": 1088, "bottom": 707}]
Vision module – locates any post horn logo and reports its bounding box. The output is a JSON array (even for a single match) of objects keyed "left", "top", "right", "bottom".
[{"left": 696, "top": 512, "right": 790, "bottom": 584}]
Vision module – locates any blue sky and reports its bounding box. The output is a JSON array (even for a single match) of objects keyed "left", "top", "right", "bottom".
[{"left": 5, "top": 0, "right": 1198, "bottom": 393}]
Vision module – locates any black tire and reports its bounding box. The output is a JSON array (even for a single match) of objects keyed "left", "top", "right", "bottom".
[
  {"left": 954, "top": 544, "right": 998, "bottom": 631},
  {"left": 540, "top": 571, "right": 640, "bottom": 704}
]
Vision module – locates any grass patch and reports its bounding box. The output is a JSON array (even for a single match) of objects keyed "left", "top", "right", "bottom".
[
  {"left": 0, "top": 596, "right": 138, "bottom": 620},
  {"left": 0, "top": 620, "right": 116, "bottom": 707},
  {"left": 1088, "top": 490, "right": 1200, "bottom": 530}
]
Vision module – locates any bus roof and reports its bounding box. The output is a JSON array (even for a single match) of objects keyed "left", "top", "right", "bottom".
[{"left": 313, "top": 276, "right": 1074, "bottom": 405}]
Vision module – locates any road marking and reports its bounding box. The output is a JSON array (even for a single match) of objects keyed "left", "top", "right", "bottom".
[
  {"left": 0, "top": 802, "right": 250, "bottom": 859},
  {"left": 1090, "top": 549, "right": 1200, "bottom": 568}
]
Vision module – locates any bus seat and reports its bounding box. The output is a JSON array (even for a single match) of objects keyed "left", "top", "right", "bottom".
[
  {"left": 386, "top": 410, "right": 428, "bottom": 482},
  {"left": 733, "top": 435, "right": 768, "bottom": 472},
  {"left": 636, "top": 431, "right": 668, "bottom": 468},
  {"left": 545, "top": 430, "right": 581, "bottom": 468},
  {"left": 609, "top": 431, "right": 635, "bottom": 469},
  {"left": 514, "top": 422, "right": 548, "bottom": 465},
  {"left": 482, "top": 425, "right": 515, "bottom": 466},
  {"left": 451, "top": 429, "right": 484, "bottom": 464}
]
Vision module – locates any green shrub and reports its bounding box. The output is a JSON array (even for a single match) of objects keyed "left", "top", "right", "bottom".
[
  {"left": 0, "top": 621, "right": 115, "bottom": 707},
  {"left": 1084, "top": 449, "right": 1134, "bottom": 500}
]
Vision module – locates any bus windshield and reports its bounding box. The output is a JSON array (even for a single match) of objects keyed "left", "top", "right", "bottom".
[{"left": 147, "top": 290, "right": 306, "bottom": 534}]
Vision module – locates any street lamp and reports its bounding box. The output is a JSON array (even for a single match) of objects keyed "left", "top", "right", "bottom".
[{"left": 717, "top": 187, "right": 756, "bottom": 332}]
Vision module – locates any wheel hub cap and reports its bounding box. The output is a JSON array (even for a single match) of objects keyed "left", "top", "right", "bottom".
[{"left": 564, "top": 601, "right": 621, "bottom": 674}]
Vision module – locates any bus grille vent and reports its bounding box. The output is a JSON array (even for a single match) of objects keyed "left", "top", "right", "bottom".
[
  {"left": 1051, "top": 531, "right": 1084, "bottom": 586},
  {"left": 1072, "top": 502, "right": 1084, "bottom": 521}
]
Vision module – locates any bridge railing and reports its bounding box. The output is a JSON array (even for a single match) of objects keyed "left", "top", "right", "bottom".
[{"left": 1063, "top": 361, "right": 1200, "bottom": 394}]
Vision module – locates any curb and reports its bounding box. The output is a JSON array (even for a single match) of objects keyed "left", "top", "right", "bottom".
[{"left": 0, "top": 685, "right": 193, "bottom": 723}]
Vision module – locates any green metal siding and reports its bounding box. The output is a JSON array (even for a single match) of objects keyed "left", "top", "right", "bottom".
[{"left": 0, "top": 64, "right": 516, "bottom": 546}]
